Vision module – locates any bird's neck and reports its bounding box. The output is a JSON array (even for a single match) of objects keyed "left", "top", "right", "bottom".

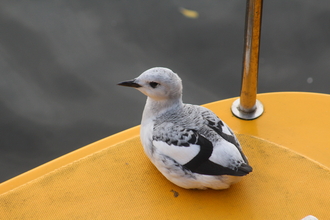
[{"left": 142, "top": 97, "right": 183, "bottom": 123}]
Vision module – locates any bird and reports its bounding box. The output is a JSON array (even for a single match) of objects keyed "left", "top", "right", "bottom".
[{"left": 118, "top": 67, "right": 252, "bottom": 189}]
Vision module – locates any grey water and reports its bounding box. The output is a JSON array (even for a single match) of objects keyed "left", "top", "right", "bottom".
[{"left": 1, "top": 1, "right": 330, "bottom": 182}]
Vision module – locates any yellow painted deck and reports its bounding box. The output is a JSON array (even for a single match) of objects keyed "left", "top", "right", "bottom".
[{"left": 1, "top": 92, "right": 330, "bottom": 219}]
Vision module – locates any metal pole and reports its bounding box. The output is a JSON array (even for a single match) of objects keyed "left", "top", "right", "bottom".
[{"left": 231, "top": 0, "right": 264, "bottom": 120}]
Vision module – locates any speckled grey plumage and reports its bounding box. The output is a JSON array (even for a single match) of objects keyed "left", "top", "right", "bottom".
[{"left": 153, "top": 103, "right": 251, "bottom": 176}]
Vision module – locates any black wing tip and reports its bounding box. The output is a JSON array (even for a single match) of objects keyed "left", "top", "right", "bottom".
[
  {"left": 235, "top": 163, "right": 253, "bottom": 176},
  {"left": 185, "top": 160, "right": 253, "bottom": 176}
]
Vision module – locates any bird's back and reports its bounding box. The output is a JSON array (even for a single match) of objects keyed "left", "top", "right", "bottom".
[{"left": 153, "top": 103, "right": 251, "bottom": 167}]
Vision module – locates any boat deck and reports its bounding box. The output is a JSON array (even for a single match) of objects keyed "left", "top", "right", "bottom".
[{"left": 1, "top": 92, "right": 330, "bottom": 219}]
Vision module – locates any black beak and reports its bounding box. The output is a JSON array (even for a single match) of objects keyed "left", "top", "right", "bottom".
[{"left": 117, "top": 80, "right": 141, "bottom": 88}]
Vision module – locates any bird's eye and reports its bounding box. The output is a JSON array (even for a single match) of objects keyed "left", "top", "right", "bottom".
[{"left": 149, "top": 82, "right": 159, "bottom": 88}]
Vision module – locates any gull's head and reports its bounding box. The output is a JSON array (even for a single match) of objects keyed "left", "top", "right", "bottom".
[{"left": 118, "top": 67, "right": 183, "bottom": 101}]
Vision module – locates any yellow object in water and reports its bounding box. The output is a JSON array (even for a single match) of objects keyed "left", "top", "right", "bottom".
[
  {"left": 0, "top": 92, "right": 330, "bottom": 219},
  {"left": 179, "top": 7, "right": 199, "bottom": 19}
]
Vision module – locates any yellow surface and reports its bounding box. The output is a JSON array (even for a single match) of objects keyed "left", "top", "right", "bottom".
[{"left": 1, "top": 92, "right": 330, "bottom": 219}]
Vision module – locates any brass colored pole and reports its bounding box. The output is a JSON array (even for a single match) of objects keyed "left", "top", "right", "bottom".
[{"left": 231, "top": 0, "right": 264, "bottom": 119}]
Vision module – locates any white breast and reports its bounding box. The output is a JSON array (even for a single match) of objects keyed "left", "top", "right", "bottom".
[{"left": 140, "top": 117, "right": 154, "bottom": 159}]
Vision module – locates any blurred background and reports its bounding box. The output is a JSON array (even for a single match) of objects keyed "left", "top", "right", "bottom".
[{"left": 0, "top": 1, "right": 329, "bottom": 183}]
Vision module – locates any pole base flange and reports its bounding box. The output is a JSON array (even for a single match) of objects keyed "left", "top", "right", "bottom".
[{"left": 231, "top": 98, "right": 264, "bottom": 120}]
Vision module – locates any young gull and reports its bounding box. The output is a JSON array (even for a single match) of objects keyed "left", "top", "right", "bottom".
[{"left": 118, "top": 67, "right": 252, "bottom": 189}]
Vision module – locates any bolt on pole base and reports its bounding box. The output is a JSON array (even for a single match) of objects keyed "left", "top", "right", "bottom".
[{"left": 231, "top": 98, "right": 264, "bottom": 120}]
